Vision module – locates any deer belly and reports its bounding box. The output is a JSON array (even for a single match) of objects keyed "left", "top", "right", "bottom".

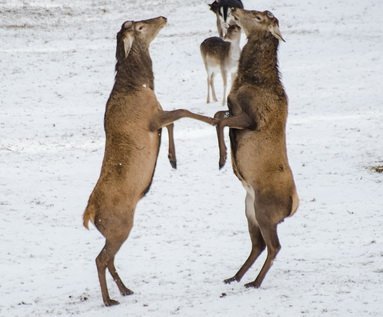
[
  {"left": 113, "top": 131, "right": 160, "bottom": 196},
  {"left": 138, "top": 131, "right": 161, "bottom": 177}
]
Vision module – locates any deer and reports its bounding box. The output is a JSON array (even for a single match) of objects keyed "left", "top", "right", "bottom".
[
  {"left": 200, "top": 24, "right": 241, "bottom": 106},
  {"left": 213, "top": 8, "right": 299, "bottom": 288},
  {"left": 209, "top": 0, "right": 244, "bottom": 37},
  {"left": 83, "top": 16, "right": 215, "bottom": 307}
]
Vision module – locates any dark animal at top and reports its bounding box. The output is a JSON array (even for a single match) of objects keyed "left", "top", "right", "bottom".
[
  {"left": 200, "top": 24, "right": 241, "bottom": 105},
  {"left": 83, "top": 16, "right": 215, "bottom": 307},
  {"left": 209, "top": 0, "right": 244, "bottom": 37},
  {"left": 214, "top": 8, "right": 299, "bottom": 288}
]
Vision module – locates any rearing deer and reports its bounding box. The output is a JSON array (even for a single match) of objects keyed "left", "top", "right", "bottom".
[
  {"left": 214, "top": 9, "right": 299, "bottom": 288},
  {"left": 83, "top": 16, "right": 215, "bottom": 306},
  {"left": 200, "top": 24, "right": 241, "bottom": 105}
]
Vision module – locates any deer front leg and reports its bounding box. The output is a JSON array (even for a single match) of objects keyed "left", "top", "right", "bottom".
[
  {"left": 214, "top": 111, "right": 230, "bottom": 169},
  {"left": 214, "top": 111, "right": 254, "bottom": 169},
  {"left": 166, "top": 123, "right": 177, "bottom": 169},
  {"left": 150, "top": 109, "right": 216, "bottom": 131}
]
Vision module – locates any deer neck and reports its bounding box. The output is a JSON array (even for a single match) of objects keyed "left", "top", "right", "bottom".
[
  {"left": 114, "top": 43, "right": 155, "bottom": 92},
  {"left": 237, "top": 33, "right": 280, "bottom": 86}
]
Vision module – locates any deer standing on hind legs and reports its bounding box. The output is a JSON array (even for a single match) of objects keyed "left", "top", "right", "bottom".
[
  {"left": 83, "top": 16, "right": 215, "bottom": 307},
  {"left": 200, "top": 24, "right": 241, "bottom": 105},
  {"left": 214, "top": 8, "right": 299, "bottom": 288}
]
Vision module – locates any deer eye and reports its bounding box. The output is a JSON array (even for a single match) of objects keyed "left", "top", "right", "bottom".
[
  {"left": 137, "top": 25, "right": 144, "bottom": 31},
  {"left": 255, "top": 15, "right": 262, "bottom": 21}
]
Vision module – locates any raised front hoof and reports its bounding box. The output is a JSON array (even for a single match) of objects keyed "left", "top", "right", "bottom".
[
  {"left": 120, "top": 288, "right": 134, "bottom": 296},
  {"left": 103, "top": 298, "right": 120, "bottom": 307},
  {"left": 169, "top": 159, "right": 177, "bottom": 169},
  {"left": 224, "top": 276, "right": 239, "bottom": 284},
  {"left": 219, "top": 157, "right": 227, "bottom": 170},
  {"left": 244, "top": 281, "right": 261, "bottom": 289}
]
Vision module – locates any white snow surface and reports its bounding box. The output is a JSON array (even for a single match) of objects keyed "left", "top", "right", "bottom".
[{"left": 1, "top": 0, "right": 382, "bottom": 316}]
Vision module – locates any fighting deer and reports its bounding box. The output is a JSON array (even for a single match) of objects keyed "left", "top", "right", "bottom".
[
  {"left": 214, "top": 8, "right": 299, "bottom": 288},
  {"left": 83, "top": 16, "right": 215, "bottom": 306},
  {"left": 200, "top": 24, "right": 241, "bottom": 105},
  {"left": 209, "top": 0, "right": 244, "bottom": 37}
]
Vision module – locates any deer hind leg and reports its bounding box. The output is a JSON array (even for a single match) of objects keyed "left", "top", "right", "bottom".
[
  {"left": 95, "top": 218, "right": 133, "bottom": 306},
  {"left": 210, "top": 72, "right": 218, "bottom": 102},
  {"left": 96, "top": 240, "right": 122, "bottom": 306},
  {"left": 206, "top": 70, "right": 218, "bottom": 104},
  {"left": 224, "top": 190, "right": 266, "bottom": 284},
  {"left": 107, "top": 256, "right": 133, "bottom": 297},
  {"left": 245, "top": 211, "right": 281, "bottom": 289},
  {"left": 166, "top": 123, "right": 177, "bottom": 169},
  {"left": 221, "top": 67, "right": 228, "bottom": 106},
  {"left": 206, "top": 70, "right": 211, "bottom": 103}
]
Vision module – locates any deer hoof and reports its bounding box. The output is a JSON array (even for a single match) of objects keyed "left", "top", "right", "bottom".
[
  {"left": 104, "top": 298, "right": 120, "bottom": 306},
  {"left": 224, "top": 276, "right": 238, "bottom": 284},
  {"left": 121, "top": 288, "right": 134, "bottom": 296},
  {"left": 244, "top": 281, "right": 261, "bottom": 289},
  {"left": 169, "top": 159, "right": 177, "bottom": 169},
  {"left": 219, "top": 157, "right": 227, "bottom": 169}
]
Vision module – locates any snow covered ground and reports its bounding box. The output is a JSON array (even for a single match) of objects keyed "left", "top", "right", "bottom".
[{"left": 1, "top": 0, "right": 382, "bottom": 316}]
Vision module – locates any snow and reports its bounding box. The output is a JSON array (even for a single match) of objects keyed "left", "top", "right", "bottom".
[{"left": 1, "top": 0, "right": 382, "bottom": 316}]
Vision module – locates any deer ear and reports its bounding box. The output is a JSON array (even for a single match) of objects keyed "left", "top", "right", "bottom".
[
  {"left": 269, "top": 23, "right": 285, "bottom": 42},
  {"left": 123, "top": 33, "right": 134, "bottom": 58},
  {"left": 122, "top": 20, "right": 134, "bottom": 30},
  {"left": 118, "top": 21, "right": 135, "bottom": 58}
]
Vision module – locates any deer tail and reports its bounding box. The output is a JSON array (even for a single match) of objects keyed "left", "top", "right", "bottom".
[
  {"left": 289, "top": 189, "right": 299, "bottom": 217},
  {"left": 83, "top": 203, "right": 96, "bottom": 230}
]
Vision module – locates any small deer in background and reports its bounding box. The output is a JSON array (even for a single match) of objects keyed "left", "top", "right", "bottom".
[
  {"left": 83, "top": 16, "right": 215, "bottom": 307},
  {"left": 214, "top": 8, "right": 299, "bottom": 288},
  {"left": 209, "top": 0, "right": 244, "bottom": 37},
  {"left": 200, "top": 24, "right": 241, "bottom": 105}
]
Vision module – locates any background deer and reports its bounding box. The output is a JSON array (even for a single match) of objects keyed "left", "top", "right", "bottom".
[
  {"left": 214, "top": 8, "right": 299, "bottom": 288},
  {"left": 83, "top": 16, "right": 215, "bottom": 306},
  {"left": 200, "top": 24, "right": 241, "bottom": 105},
  {"left": 209, "top": 0, "right": 244, "bottom": 37}
]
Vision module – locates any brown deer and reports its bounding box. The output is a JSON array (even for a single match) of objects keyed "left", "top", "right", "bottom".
[
  {"left": 83, "top": 16, "right": 215, "bottom": 306},
  {"left": 200, "top": 24, "right": 241, "bottom": 105},
  {"left": 214, "top": 8, "right": 299, "bottom": 288}
]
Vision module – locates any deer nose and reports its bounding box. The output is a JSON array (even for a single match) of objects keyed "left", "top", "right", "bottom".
[{"left": 160, "top": 16, "right": 167, "bottom": 23}]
